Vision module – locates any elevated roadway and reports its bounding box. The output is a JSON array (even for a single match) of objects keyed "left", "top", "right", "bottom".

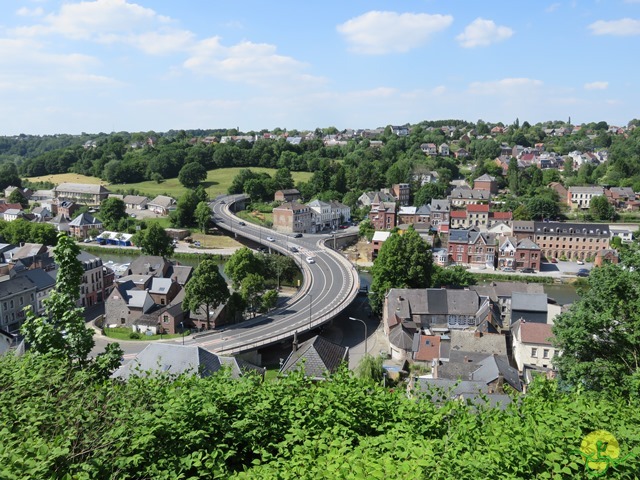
[{"left": 199, "top": 195, "right": 360, "bottom": 355}]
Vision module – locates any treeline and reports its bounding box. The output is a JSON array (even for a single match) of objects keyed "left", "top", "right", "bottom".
[{"left": 0, "top": 353, "right": 638, "bottom": 479}]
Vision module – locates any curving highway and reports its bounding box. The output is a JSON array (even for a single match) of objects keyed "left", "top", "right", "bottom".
[{"left": 196, "top": 194, "right": 359, "bottom": 355}]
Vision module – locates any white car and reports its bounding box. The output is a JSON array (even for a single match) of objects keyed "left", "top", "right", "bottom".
[
  {"left": 266, "top": 236, "right": 275, "bottom": 242},
  {"left": 577, "top": 260, "right": 585, "bottom": 265},
  {"left": 306, "top": 256, "right": 315, "bottom": 264}
]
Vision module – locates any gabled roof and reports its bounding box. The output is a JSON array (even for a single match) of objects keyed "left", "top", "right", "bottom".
[
  {"left": 69, "top": 212, "right": 102, "bottom": 227},
  {"left": 516, "top": 238, "right": 540, "bottom": 250},
  {"left": 54, "top": 183, "right": 110, "bottom": 195},
  {"left": 475, "top": 174, "right": 496, "bottom": 182},
  {"left": 111, "top": 343, "right": 264, "bottom": 380},
  {"left": 279, "top": 335, "right": 348, "bottom": 379},
  {"left": 471, "top": 354, "right": 522, "bottom": 392},
  {"left": 513, "top": 319, "right": 554, "bottom": 345},
  {"left": 466, "top": 204, "right": 490, "bottom": 213},
  {"left": 511, "top": 292, "right": 547, "bottom": 312},
  {"left": 123, "top": 195, "right": 148, "bottom": 204},
  {"left": 150, "top": 278, "right": 173, "bottom": 294},
  {"left": 148, "top": 195, "right": 176, "bottom": 208}
]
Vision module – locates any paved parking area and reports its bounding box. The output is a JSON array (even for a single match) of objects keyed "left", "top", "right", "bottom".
[{"left": 468, "top": 260, "right": 592, "bottom": 278}]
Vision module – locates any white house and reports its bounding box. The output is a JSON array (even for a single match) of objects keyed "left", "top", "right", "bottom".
[{"left": 511, "top": 319, "right": 557, "bottom": 373}]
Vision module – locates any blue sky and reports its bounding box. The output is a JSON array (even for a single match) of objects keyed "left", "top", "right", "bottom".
[{"left": 1, "top": 0, "right": 639, "bottom": 135}]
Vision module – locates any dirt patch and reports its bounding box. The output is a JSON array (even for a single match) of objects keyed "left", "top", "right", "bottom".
[{"left": 343, "top": 239, "right": 374, "bottom": 266}]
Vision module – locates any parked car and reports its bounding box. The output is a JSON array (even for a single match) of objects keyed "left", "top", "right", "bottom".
[
  {"left": 256, "top": 247, "right": 267, "bottom": 253},
  {"left": 520, "top": 268, "right": 536, "bottom": 274},
  {"left": 293, "top": 233, "right": 303, "bottom": 238},
  {"left": 577, "top": 260, "right": 585, "bottom": 265},
  {"left": 83, "top": 238, "right": 93, "bottom": 243},
  {"left": 194, "top": 241, "right": 201, "bottom": 247},
  {"left": 339, "top": 225, "right": 348, "bottom": 229},
  {"left": 551, "top": 258, "right": 558, "bottom": 263},
  {"left": 502, "top": 267, "right": 515, "bottom": 272},
  {"left": 238, "top": 221, "right": 246, "bottom": 226},
  {"left": 266, "top": 236, "right": 275, "bottom": 242},
  {"left": 306, "top": 256, "right": 315, "bottom": 264},
  {"left": 577, "top": 268, "right": 590, "bottom": 277}
]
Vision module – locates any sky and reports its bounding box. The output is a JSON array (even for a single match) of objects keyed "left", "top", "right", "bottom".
[{"left": 1, "top": 0, "right": 639, "bottom": 135}]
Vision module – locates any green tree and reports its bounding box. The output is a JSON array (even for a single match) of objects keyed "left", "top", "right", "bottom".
[
  {"left": 369, "top": 227, "right": 433, "bottom": 312},
  {"left": 134, "top": 222, "right": 175, "bottom": 257},
  {"left": 524, "top": 196, "right": 560, "bottom": 220},
  {"left": 358, "top": 218, "right": 374, "bottom": 241},
  {"left": 355, "top": 354, "right": 384, "bottom": 383},
  {"left": 8, "top": 188, "right": 28, "bottom": 208},
  {"left": 178, "top": 162, "right": 207, "bottom": 188},
  {"left": 507, "top": 157, "right": 519, "bottom": 194},
  {"left": 21, "top": 234, "right": 98, "bottom": 365},
  {"left": 414, "top": 183, "right": 445, "bottom": 206},
  {"left": 261, "top": 289, "right": 278, "bottom": 312},
  {"left": 589, "top": 195, "right": 616, "bottom": 221},
  {"left": 224, "top": 247, "right": 264, "bottom": 289},
  {"left": 194, "top": 201, "right": 212, "bottom": 233},
  {"left": 183, "top": 256, "right": 230, "bottom": 330},
  {"left": 99, "top": 197, "right": 127, "bottom": 230},
  {"left": 431, "top": 265, "right": 477, "bottom": 288},
  {"left": 553, "top": 259, "right": 640, "bottom": 395},
  {"left": 170, "top": 190, "right": 199, "bottom": 228},
  {"left": 241, "top": 273, "right": 265, "bottom": 317}
]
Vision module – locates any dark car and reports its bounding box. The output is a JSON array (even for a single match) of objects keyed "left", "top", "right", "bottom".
[
  {"left": 577, "top": 268, "right": 590, "bottom": 277},
  {"left": 238, "top": 221, "right": 246, "bottom": 226},
  {"left": 289, "top": 246, "right": 299, "bottom": 253},
  {"left": 520, "top": 268, "right": 536, "bottom": 274},
  {"left": 293, "top": 233, "right": 303, "bottom": 238}
]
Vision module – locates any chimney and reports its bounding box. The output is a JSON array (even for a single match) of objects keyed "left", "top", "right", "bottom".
[
  {"left": 474, "top": 331, "right": 482, "bottom": 338},
  {"left": 463, "top": 355, "right": 469, "bottom": 363}
]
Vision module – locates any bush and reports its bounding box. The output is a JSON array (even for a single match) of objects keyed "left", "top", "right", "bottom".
[{"left": 129, "top": 331, "right": 141, "bottom": 340}]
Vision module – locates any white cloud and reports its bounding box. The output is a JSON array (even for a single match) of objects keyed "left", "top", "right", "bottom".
[
  {"left": 456, "top": 18, "right": 514, "bottom": 48},
  {"left": 545, "top": 3, "right": 561, "bottom": 13},
  {"left": 584, "top": 81, "right": 608, "bottom": 90},
  {"left": 588, "top": 18, "right": 640, "bottom": 36},
  {"left": 184, "top": 38, "right": 325, "bottom": 88},
  {"left": 337, "top": 11, "right": 453, "bottom": 54},
  {"left": 468, "top": 78, "right": 543, "bottom": 95},
  {"left": 16, "top": 7, "right": 44, "bottom": 17}
]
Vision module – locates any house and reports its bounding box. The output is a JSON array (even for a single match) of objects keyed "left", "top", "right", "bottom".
[
  {"left": 391, "top": 183, "right": 410, "bottom": 206},
  {"left": 609, "top": 225, "right": 633, "bottom": 244},
  {"left": 414, "top": 378, "right": 513, "bottom": 409},
  {"left": 0, "top": 328, "right": 17, "bottom": 355},
  {"left": 368, "top": 195, "right": 396, "bottom": 231},
  {"left": 96, "top": 231, "right": 134, "bottom": 246},
  {"left": 429, "top": 199, "right": 450, "bottom": 228},
  {"left": 567, "top": 186, "right": 605, "bottom": 209},
  {"left": 548, "top": 182, "right": 568, "bottom": 205},
  {"left": 383, "top": 288, "right": 498, "bottom": 361},
  {"left": 78, "top": 251, "right": 106, "bottom": 308},
  {"left": 57, "top": 200, "right": 77, "bottom": 219},
  {"left": 272, "top": 201, "right": 314, "bottom": 234},
  {"left": 473, "top": 174, "right": 499, "bottom": 194},
  {"left": 31, "top": 206, "right": 52, "bottom": 221},
  {"left": 511, "top": 320, "right": 557, "bottom": 373},
  {"left": 510, "top": 292, "right": 548, "bottom": 325},
  {"left": 390, "top": 125, "right": 409, "bottom": 136},
  {"left": 371, "top": 231, "right": 391, "bottom": 260},
  {"left": 69, "top": 213, "right": 103, "bottom": 240},
  {"left": 53, "top": 183, "right": 110, "bottom": 205},
  {"left": 487, "top": 211, "right": 513, "bottom": 228},
  {"left": 468, "top": 353, "right": 523, "bottom": 392},
  {"left": 413, "top": 169, "right": 439, "bottom": 186},
  {"left": 454, "top": 148, "right": 470, "bottom": 159},
  {"left": 449, "top": 188, "right": 491, "bottom": 207},
  {"left": 533, "top": 221, "right": 610, "bottom": 262},
  {"left": 308, "top": 199, "right": 338, "bottom": 231},
  {"left": 2, "top": 208, "right": 24, "bottom": 222},
  {"left": 111, "top": 344, "right": 264, "bottom": 380},
  {"left": 439, "top": 143, "right": 450, "bottom": 156},
  {"left": 420, "top": 143, "right": 437, "bottom": 155},
  {"left": 279, "top": 335, "right": 349, "bottom": 380},
  {"left": 105, "top": 280, "right": 156, "bottom": 327},
  {"left": 127, "top": 256, "right": 171, "bottom": 278},
  {"left": 0, "top": 276, "right": 37, "bottom": 333},
  {"left": 13, "top": 268, "right": 55, "bottom": 315},
  {"left": 274, "top": 189, "right": 301, "bottom": 202},
  {"left": 123, "top": 195, "right": 148, "bottom": 210},
  {"left": 606, "top": 187, "right": 635, "bottom": 208},
  {"left": 4, "top": 186, "right": 33, "bottom": 200},
  {"left": 488, "top": 222, "right": 512, "bottom": 237},
  {"left": 148, "top": 277, "right": 180, "bottom": 307},
  {"left": 148, "top": 195, "right": 176, "bottom": 215},
  {"left": 48, "top": 214, "right": 70, "bottom": 233},
  {"left": 594, "top": 249, "right": 619, "bottom": 266},
  {"left": 499, "top": 237, "right": 541, "bottom": 271},
  {"left": 329, "top": 200, "right": 351, "bottom": 225},
  {"left": 357, "top": 191, "right": 395, "bottom": 207},
  {"left": 448, "top": 229, "right": 497, "bottom": 267},
  {"left": 397, "top": 206, "right": 418, "bottom": 225},
  {"left": 470, "top": 282, "right": 544, "bottom": 328},
  {"left": 8, "top": 243, "right": 53, "bottom": 271}
]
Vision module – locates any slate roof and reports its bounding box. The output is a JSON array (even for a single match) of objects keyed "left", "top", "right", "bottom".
[
  {"left": 150, "top": 278, "right": 173, "bottom": 294},
  {"left": 446, "top": 330, "right": 507, "bottom": 363},
  {"left": 430, "top": 199, "right": 450, "bottom": 211},
  {"left": 167, "top": 265, "right": 193, "bottom": 286},
  {"left": 148, "top": 195, "right": 176, "bottom": 208},
  {"left": 516, "top": 238, "right": 540, "bottom": 250},
  {"left": 11, "top": 243, "right": 47, "bottom": 259},
  {"left": 16, "top": 268, "right": 55, "bottom": 290},
  {"left": 127, "top": 290, "right": 151, "bottom": 308},
  {"left": 533, "top": 221, "right": 609, "bottom": 237},
  {"left": 123, "top": 195, "right": 148, "bottom": 205},
  {"left": 511, "top": 292, "right": 547, "bottom": 312},
  {"left": 469, "top": 282, "right": 544, "bottom": 301},
  {"left": 385, "top": 288, "right": 481, "bottom": 326},
  {"left": 111, "top": 343, "right": 264, "bottom": 380},
  {"left": 279, "top": 335, "right": 348, "bottom": 379},
  {"left": 471, "top": 354, "right": 522, "bottom": 392},
  {"left": 389, "top": 325, "right": 415, "bottom": 350},
  {"left": 475, "top": 174, "right": 496, "bottom": 182},
  {"left": 54, "top": 183, "right": 110, "bottom": 195},
  {"left": 69, "top": 212, "right": 102, "bottom": 227},
  {"left": 0, "top": 276, "right": 36, "bottom": 297},
  {"left": 128, "top": 256, "right": 170, "bottom": 277}
]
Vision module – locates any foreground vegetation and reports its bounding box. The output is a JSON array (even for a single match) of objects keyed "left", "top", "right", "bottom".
[{"left": 0, "top": 353, "right": 638, "bottom": 479}]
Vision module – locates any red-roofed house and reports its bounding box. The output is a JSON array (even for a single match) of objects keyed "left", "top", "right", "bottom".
[
  {"left": 414, "top": 335, "right": 441, "bottom": 363},
  {"left": 511, "top": 319, "right": 557, "bottom": 372},
  {"left": 488, "top": 211, "right": 513, "bottom": 227}
]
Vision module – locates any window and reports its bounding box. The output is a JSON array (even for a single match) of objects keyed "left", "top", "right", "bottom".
[
  {"left": 543, "top": 349, "right": 550, "bottom": 359},
  {"left": 19, "top": 297, "right": 23, "bottom": 306},
  {"left": 531, "top": 348, "right": 538, "bottom": 357},
  {"left": 163, "top": 315, "right": 169, "bottom": 323},
  {"left": 10, "top": 300, "right": 13, "bottom": 309}
]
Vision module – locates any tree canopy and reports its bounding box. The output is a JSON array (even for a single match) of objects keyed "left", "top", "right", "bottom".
[
  {"left": 99, "top": 197, "right": 128, "bottom": 230},
  {"left": 183, "top": 256, "right": 229, "bottom": 330},
  {"left": 178, "top": 162, "right": 207, "bottom": 188},
  {"left": 134, "top": 222, "right": 175, "bottom": 257}
]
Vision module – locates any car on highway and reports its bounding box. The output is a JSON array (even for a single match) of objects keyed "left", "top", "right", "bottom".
[
  {"left": 306, "top": 256, "right": 315, "bottom": 264},
  {"left": 577, "top": 268, "right": 590, "bottom": 277},
  {"left": 289, "top": 246, "right": 299, "bottom": 253},
  {"left": 577, "top": 260, "right": 585, "bottom": 265},
  {"left": 238, "top": 221, "right": 246, "bottom": 226},
  {"left": 520, "top": 267, "right": 536, "bottom": 274},
  {"left": 266, "top": 236, "right": 275, "bottom": 242},
  {"left": 293, "top": 233, "right": 303, "bottom": 238}
]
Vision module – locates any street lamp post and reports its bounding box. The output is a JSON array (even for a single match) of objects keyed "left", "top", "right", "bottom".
[
  {"left": 349, "top": 316, "right": 368, "bottom": 355},
  {"left": 180, "top": 321, "right": 184, "bottom": 345},
  {"left": 157, "top": 322, "right": 162, "bottom": 340}
]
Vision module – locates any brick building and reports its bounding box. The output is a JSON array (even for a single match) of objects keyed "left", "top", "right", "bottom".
[{"left": 272, "top": 201, "right": 313, "bottom": 234}]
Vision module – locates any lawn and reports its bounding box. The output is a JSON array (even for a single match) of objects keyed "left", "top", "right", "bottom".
[
  {"left": 24, "top": 172, "right": 105, "bottom": 185},
  {"left": 24, "top": 167, "right": 313, "bottom": 200},
  {"left": 109, "top": 167, "right": 313, "bottom": 199},
  {"left": 189, "top": 232, "right": 244, "bottom": 249},
  {"left": 104, "top": 326, "right": 188, "bottom": 341},
  {"left": 236, "top": 210, "right": 273, "bottom": 227}
]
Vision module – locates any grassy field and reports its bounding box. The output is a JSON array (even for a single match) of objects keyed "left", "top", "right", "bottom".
[
  {"left": 109, "top": 167, "right": 313, "bottom": 198},
  {"left": 24, "top": 167, "right": 313, "bottom": 199},
  {"left": 104, "top": 327, "right": 187, "bottom": 341},
  {"left": 24, "top": 173, "right": 105, "bottom": 185},
  {"left": 236, "top": 210, "right": 273, "bottom": 227}
]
